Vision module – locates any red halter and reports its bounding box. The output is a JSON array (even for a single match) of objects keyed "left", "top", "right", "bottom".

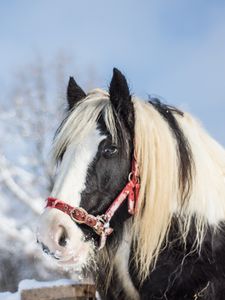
[{"left": 46, "top": 159, "right": 140, "bottom": 249}]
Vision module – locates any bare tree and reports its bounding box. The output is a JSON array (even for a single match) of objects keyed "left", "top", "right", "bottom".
[{"left": 0, "top": 54, "right": 99, "bottom": 292}]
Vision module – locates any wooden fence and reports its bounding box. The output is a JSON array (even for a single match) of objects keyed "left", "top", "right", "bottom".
[{"left": 20, "top": 282, "right": 96, "bottom": 300}]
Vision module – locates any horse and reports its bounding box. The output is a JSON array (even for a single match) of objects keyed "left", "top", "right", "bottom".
[{"left": 37, "top": 68, "right": 225, "bottom": 300}]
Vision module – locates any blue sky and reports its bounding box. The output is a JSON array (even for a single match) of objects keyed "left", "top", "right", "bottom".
[{"left": 1, "top": 0, "right": 225, "bottom": 144}]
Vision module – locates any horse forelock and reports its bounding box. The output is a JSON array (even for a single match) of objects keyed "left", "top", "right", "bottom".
[{"left": 52, "top": 89, "right": 119, "bottom": 163}]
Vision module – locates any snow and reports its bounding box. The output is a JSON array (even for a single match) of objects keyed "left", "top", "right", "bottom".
[
  {"left": 0, "top": 155, "right": 43, "bottom": 215},
  {"left": 0, "top": 279, "right": 79, "bottom": 300},
  {"left": 18, "top": 278, "right": 79, "bottom": 290},
  {"left": 0, "top": 291, "right": 17, "bottom": 300},
  {"left": 0, "top": 60, "right": 82, "bottom": 292}
]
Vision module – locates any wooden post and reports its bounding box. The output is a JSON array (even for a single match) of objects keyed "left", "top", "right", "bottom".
[{"left": 21, "top": 283, "right": 96, "bottom": 300}]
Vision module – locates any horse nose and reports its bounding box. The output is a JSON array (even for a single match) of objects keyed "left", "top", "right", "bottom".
[
  {"left": 37, "top": 225, "right": 69, "bottom": 257},
  {"left": 46, "top": 224, "right": 69, "bottom": 249},
  {"left": 37, "top": 224, "right": 69, "bottom": 250}
]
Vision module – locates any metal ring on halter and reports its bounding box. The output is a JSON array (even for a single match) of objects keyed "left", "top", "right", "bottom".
[
  {"left": 128, "top": 172, "right": 140, "bottom": 183},
  {"left": 128, "top": 172, "right": 133, "bottom": 181}
]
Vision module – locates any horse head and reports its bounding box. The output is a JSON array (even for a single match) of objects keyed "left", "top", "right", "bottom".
[{"left": 37, "top": 68, "right": 135, "bottom": 267}]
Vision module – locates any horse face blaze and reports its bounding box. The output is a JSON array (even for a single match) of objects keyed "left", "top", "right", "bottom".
[{"left": 37, "top": 127, "right": 103, "bottom": 267}]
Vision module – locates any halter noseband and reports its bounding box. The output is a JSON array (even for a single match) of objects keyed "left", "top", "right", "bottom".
[{"left": 46, "top": 159, "right": 140, "bottom": 249}]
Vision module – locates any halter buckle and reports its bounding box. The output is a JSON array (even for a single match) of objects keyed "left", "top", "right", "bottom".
[{"left": 70, "top": 207, "right": 87, "bottom": 224}]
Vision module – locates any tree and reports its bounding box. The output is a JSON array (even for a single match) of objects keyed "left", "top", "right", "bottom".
[{"left": 0, "top": 53, "right": 98, "bottom": 291}]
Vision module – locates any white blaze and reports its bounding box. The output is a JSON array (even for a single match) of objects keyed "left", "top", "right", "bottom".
[
  {"left": 37, "top": 127, "right": 104, "bottom": 266},
  {"left": 51, "top": 127, "right": 103, "bottom": 207}
]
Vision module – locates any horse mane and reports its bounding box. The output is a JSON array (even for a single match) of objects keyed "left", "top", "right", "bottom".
[
  {"left": 133, "top": 98, "right": 225, "bottom": 281},
  {"left": 52, "top": 89, "right": 225, "bottom": 283}
]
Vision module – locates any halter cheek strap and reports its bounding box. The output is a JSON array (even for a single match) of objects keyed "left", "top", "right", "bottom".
[{"left": 46, "top": 158, "right": 140, "bottom": 249}]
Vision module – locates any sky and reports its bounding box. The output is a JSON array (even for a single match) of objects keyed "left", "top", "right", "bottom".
[{"left": 1, "top": 0, "right": 225, "bottom": 145}]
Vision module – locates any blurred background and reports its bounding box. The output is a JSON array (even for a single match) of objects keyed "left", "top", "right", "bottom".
[{"left": 0, "top": 0, "right": 225, "bottom": 292}]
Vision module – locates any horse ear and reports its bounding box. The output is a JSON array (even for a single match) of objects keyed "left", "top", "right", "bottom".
[
  {"left": 67, "top": 77, "right": 86, "bottom": 110},
  {"left": 109, "top": 68, "right": 134, "bottom": 130}
]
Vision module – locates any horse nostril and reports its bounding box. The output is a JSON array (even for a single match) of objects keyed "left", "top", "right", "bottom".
[{"left": 58, "top": 227, "right": 68, "bottom": 247}]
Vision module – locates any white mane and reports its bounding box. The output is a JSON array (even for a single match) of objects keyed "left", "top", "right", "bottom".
[{"left": 133, "top": 98, "right": 225, "bottom": 280}]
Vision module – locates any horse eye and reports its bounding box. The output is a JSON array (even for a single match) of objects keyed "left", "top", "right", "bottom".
[{"left": 102, "top": 145, "right": 118, "bottom": 158}]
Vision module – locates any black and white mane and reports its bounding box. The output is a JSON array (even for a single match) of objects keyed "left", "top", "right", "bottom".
[{"left": 38, "top": 68, "right": 225, "bottom": 300}]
